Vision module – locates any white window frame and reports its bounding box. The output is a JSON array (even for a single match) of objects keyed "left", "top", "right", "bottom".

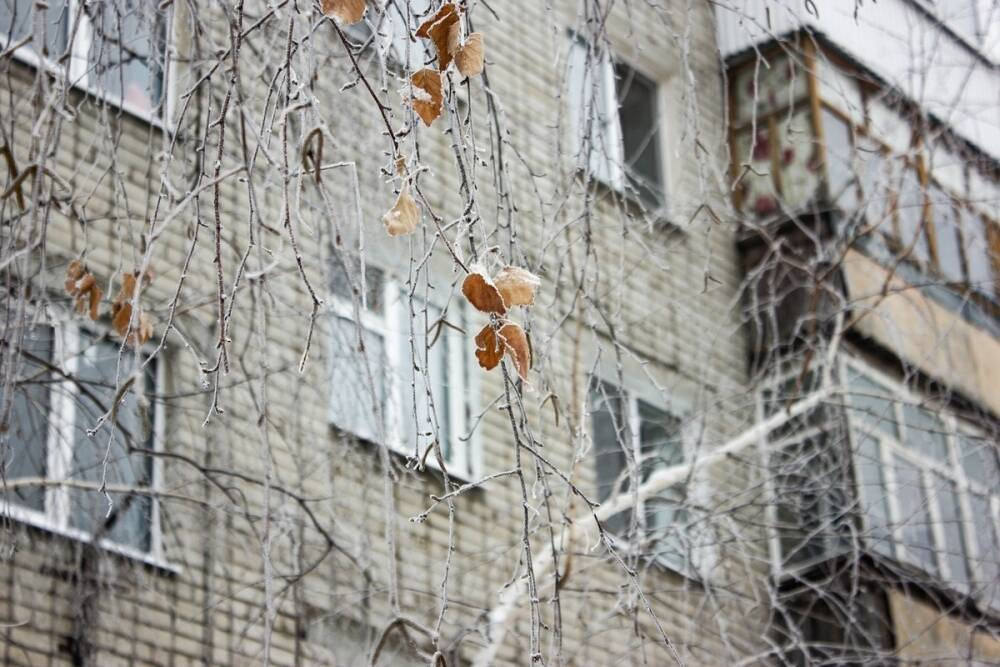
[
  {"left": 327, "top": 269, "right": 479, "bottom": 481},
  {"left": 1, "top": 313, "right": 171, "bottom": 570},
  {"left": 566, "top": 36, "right": 669, "bottom": 211},
  {"left": 588, "top": 378, "right": 712, "bottom": 579},
  {"left": 567, "top": 36, "right": 626, "bottom": 191},
  {"left": 842, "top": 356, "right": 1000, "bottom": 607},
  {"left": 0, "top": 0, "right": 172, "bottom": 127}
]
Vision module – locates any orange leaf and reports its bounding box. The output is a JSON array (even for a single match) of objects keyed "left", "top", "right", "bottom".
[
  {"left": 322, "top": 0, "right": 366, "bottom": 24},
  {"left": 498, "top": 322, "right": 531, "bottom": 381},
  {"left": 112, "top": 302, "right": 133, "bottom": 339},
  {"left": 382, "top": 186, "right": 420, "bottom": 236},
  {"left": 415, "top": 3, "right": 459, "bottom": 71},
  {"left": 494, "top": 265, "right": 539, "bottom": 309},
  {"left": 410, "top": 68, "right": 443, "bottom": 126},
  {"left": 474, "top": 324, "right": 503, "bottom": 370},
  {"left": 65, "top": 262, "right": 103, "bottom": 320},
  {"left": 87, "top": 284, "right": 102, "bottom": 321},
  {"left": 454, "top": 32, "right": 484, "bottom": 78},
  {"left": 462, "top": 269, "right": 506, "bottom": 314}
]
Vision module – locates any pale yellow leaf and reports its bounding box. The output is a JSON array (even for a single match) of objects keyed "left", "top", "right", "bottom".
[
  {"left": 494, "top": 265, "right": 539, "bottom": 309},
  {"left": 382, "top": 187, "right": 420, "bottom": 236},
  {"left": 455, "top": 32, "right": 484, "bottom": 78}
]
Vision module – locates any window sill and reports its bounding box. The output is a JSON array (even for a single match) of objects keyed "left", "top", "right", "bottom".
[
  {"left": 329, "top": 423, "right": 478, "bottom": 485},
  {"left": 576, "top": 167, "right": 672, "bottom": 225},
  {"left": 0, "top": 38, "right": 168, "bottom": 132},
  {"left": 1, "top": 501, "right": 180, "bottom": 576}
]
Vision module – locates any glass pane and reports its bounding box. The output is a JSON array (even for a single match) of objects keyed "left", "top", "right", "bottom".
[
  {"left": 932, "top": 475, "right": 971, "bottom": 587},
  {"left": 858, "top": 140, "right": 891, "bottom": 230},
  {"left": 846, "top": 371, "right": 900, "bottom": 439},
  {"left": 329, "top": 254, "right": 384, "bottom": 311},
  {"left": 0, "top": 0, "right": 68, "bottom": 56},
  {"left": 855, "top": 434, "right": 893, "bottom": 558},
  {"left": 1, "top": 324, "right": 54, "bottom": 512},
  {"left": 822, "top": 108, "right": 859, "bottom": 210},
  {"left": 901, "top": 403, "right": 949, "bottom": 462},
  {"left": 398, "top": 302, "right": 451, "bottom": 462},
  {"left": 89, "top": 0, "right": 164, "bottom": 114},
  {"left": 68, "top": 335, "right": 153, "bottom": 551},
  {"left": 961, "top": 208, "right": 997, "bottom": 298},
  {"left": 896, "top": 167, "right": 929, "bottom": 264},
  {"left": 646, "top": 493, "right": 689, "bottom": 571},
  {"left": 774, "top": 434, "right": 850, "bottom": 567},
  {"left": 957, "top": 434, "right": 999, "bottom": 489},
  {"left": 893, "top": 455, "right": 938, "bottom": 575},
  {"left": 969, "top": 494, "right": 999, "bottom": 598},
  {"left": 590, "top": 382, "right": 629, "bottom": 535},
  {"left": 615, "top": 64, "right": 662, "bottom": 206},
  {"left": 637, "top": 400, "right": 681, "bottom": 473},
  {"left": 735, "top": 126, "right": 779, "bottom": 218},
  {"left": 928, "top": 186, "right": 964, "bottom": 283},
  {"left": 328, "top": 316, "right": 386, "bottom": 443}
]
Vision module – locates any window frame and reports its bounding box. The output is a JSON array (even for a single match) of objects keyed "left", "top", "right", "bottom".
[
  {"left": 842, "top": 356, "right": 999, "bottom": 604},
  {"left": 0, "top": 0, "right": 173, "bottom": 127},
  {"left": 326, "top": 266, "right": 479, "bottom": 481},
  {"left": 341, "top": 0, "right": 432, "bottom": 73},
  {"left": 566, "top": 35, "right": 668, "bottom": 211},
  {"left": 1, "top": 314, "right": 170, "bottom": 569},
  {"left": 587, "top": 377, "right": 711, "bottom": 579}
]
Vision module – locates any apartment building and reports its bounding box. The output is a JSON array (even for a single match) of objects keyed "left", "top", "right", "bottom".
[
  {"left": 0, "top": 1, "right": 770, "bottom": 665},
  {"left": 718, "top": 0, "right": 1000, "bottom": 663}
]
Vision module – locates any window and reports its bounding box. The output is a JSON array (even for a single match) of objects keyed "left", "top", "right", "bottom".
[
  {"left": 327, "top": 254, "right": 476, "bottom": 479},
  {"left": 959, "top": 207, "right": 999, "bottom": 299},
  {"left": 589, "top": 380, "right": 704, "bottom": 575},
  {"left": 0, "top": 0, "right": 167, "bottom": 119},
  {"left": 567, "top": 38, "right": 664, "bottom": 207},
  {"left": 1, "top": 319, "right": 161, "bottom": 556},
  {"left": 342, "top": 0, "right": 431, "bottom": 72},
  {"left": 845, "top": 362, "right": 1000, "bottom": 603}
]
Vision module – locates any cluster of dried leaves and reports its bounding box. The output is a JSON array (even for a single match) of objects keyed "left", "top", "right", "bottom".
[
  {"left": 64, "top": 261, "right": 154, "bottom": 346},
  {"left": 463, "top": 266, "right": 539, "bottom": 381},
  {"left": 323, "top": 2, "right": 536, "bottom": 381}
]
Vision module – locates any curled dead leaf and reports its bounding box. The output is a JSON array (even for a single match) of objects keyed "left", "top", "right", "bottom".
[
  {"left": 454, "top": 32, "right": 484, "bottom": 78},
  {"left": 321, "top": 0, "right": 366, "bottom": 24},
  {"left": 64, "top": 260, "right": 103, "bottom": 321},
  {"left": 415, "top": 2, "right": 459, "bottom": 71},
  {"left": 410, "top": 68, "right": 443, "bottom": 126},
  {"left": 382, "top": 187, "right": 420, "bottom": 237},
  {"left": 474, "top": 324, "right": 503, "bottom": 370},
  {"left": 494, "top": 265, "right": 539, "bottom": 309},
  {"left": 498, "top": 322, "right": 531, "bottom": 381},
  {"left": 462, "top": 270, "right": 506, "bottom": 314},
  {"left": 110, "top": 270, "right": 154, "bottom": 346}
]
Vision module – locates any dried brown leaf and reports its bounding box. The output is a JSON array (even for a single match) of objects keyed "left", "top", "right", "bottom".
[
  {"left": 494, "top": 265, "right": 540, "bottom": 309},
  {"left": 87, "top": 283, "right": 102, "bottom": 321},
  {"left": 454, "top": 32, "right": 484, "bottom": 78},
  {"left": 65, "top": 262, "right": 103, "bottom": 321},
  {"left": 474, "top": 324, "right": 503, "bottom": 370},
  {"left": 462, "top": 270, "right": 506, "bottom": 314},
  {"left": 498, "top": 322, "right": 531, "bottom": 381},
  {"left": 112, "top": 302, "right": 132, "bottom": 339},
  {"left": 410, "top": 68, "right": 443, "bottom": 126},
  {"left": 321, "top": 0, "right": 366, "bottom": 24},
  {"left": 382, "top": 187, "right": 420, "bottom": 237},
  {"left": 415, "top": 3, "right": 459, "bottom": 71}
]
